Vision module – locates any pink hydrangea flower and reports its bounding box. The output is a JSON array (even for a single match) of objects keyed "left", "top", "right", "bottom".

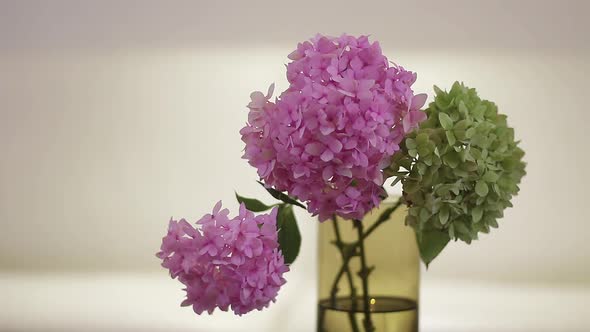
[
  {"left": 156, "top": 201, "right": 289, "bottom": 316},
  {"left": 241, "top": 34, "right": 426, "bottom": 221}
]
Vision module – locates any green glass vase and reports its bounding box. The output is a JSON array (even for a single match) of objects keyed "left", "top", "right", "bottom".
[{"left": 317, "top": 199, "right": 420, "bottom": 332}]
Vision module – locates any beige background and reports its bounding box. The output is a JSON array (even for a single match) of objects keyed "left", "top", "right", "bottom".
[{"left": 1, "top": 0, "right": 589, "bottom": 331}]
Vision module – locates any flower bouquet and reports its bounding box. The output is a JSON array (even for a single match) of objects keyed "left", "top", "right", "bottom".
[{"left": 157, "top": 34, "right": 526, "bottom": 332}]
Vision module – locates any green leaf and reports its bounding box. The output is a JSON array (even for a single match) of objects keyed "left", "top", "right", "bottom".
[
  {"left": 417, "top": 144, "right": 431, "bottom": 156},
  {"left": 472, "top": 104, "right": 486, "bottom": 120},
  {"left": 453, "top": 167, "right": 469, "bottom": 177},
  {"left": 463, "top": 160, "right": 478, "bottom": 171},
  {"left": 445, "top": 130, "right": 456, "bottom": 145},
  {"left": 416, "top": 133, "right": 429, "bottom": 145},
  {"left": 455, "top": 220, "right": 470, "bottom": 234},
  {"left": 488, "top": 217, "right": 499, "bottom": 228},
  {"left": 472, "top": 206, "right": 483, "bottom": 223},
  {"left": 435, "top": 97, "right": 450, "bottom": 111},
  {"left": 475, "top": 181, "right": 489, "bottom": 197},
  {"left": 433, "top": 85, "right": 443, "bottom": 96},
  {"left": 493, "top": 183, "right": 501, "bottom": 194},
  {"left": 257, "top": 181, "right": 306, "bottom": 209},
  {"left": 417, "top": 162, "right": 427, "bottom": 175},
  {"left": 439, "top": 205, "right": 450, "bottom": 225},
  {"left": 482, "top": 171, "right": 499, "bottom": 183},
  {"left": 419, "top": 208, "right": 430, "bottom": 223},
  {"left": 405, "top": 138, "right": 417, "bottom": 150},
  {"left": 439, "top": 113, "right": 454, "bottom": 130},
  {"left": 417, "top": 229, "right": 450, "bottom": 267},
  {"left": 442, "top": 151, "right": 460, "bottom": 168},
  {"left": 458, "top": 101, "right": 469, "bottom": 116},
  {"left": 454, "top": 119, "right": 469, "bottom": 130},
  {"left": 471, "top": 134, "right": 485, "bottom": 147},
  {"left": 235, "top": 192, "right": 273, "bottom": 212},
  {"left": 276, "top": 204, "right": 301, "bottom": 265}
]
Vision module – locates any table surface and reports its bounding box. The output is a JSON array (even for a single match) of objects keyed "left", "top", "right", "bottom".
[{"left": 1, "top": 272, "right": 588, "bottom": 331}]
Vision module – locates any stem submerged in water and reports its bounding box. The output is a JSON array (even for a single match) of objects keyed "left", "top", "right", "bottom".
[
  {"left": 323, "top": 201, "right": 404, "bottom": 332},
  {"left": 354, "top": 219, "right": 375, "bottom": 332},
  {"left": 331, "top": 217, "right": 360, "bottom": 332}
]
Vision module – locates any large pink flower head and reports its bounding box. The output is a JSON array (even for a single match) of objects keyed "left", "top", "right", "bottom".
[
  {"left": 156, "top": 201, "right": 289, "bottom": 316},
  {"left": 241, "top": 34, "right": 426, "bottom": 221}
]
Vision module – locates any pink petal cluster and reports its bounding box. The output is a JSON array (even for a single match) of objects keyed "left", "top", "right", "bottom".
[
  {"left": 156, "top": 202, "right": 289, "bottom": 316},
  {"left": 241, "top": 34, "right": 426, "bottom": 221}
]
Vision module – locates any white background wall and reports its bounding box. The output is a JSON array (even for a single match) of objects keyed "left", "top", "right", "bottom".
[{"left": 1, "top": 1, "right": 590, "bottom": 330}]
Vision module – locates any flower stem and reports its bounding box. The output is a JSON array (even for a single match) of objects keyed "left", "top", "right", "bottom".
[
  {"left": 354, "top": 219, "right": 375, "bottom": 332},
  {"left": 330, "top": 217, "right": 358, "bottom": 302},
  {"left": 330, "top": 216, "right": 360, "bottom": 332},
  {"left": 328, "top": 200, "right": 403, "bottom": 301},
  {"left": 361, "top": 200, "right": 403, "bottom": 240}
]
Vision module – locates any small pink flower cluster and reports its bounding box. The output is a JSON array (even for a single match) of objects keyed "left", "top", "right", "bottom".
[
  {"left": 241, "top": 34, "right": 426, "bottom": 221},
  {"left": 157, "top": 202, "right": 289, "bottom": 315}
]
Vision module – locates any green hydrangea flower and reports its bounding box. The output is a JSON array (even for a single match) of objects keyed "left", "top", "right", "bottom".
[{"left": 388, "top": 82, "right": 526, "bottom": 266}]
